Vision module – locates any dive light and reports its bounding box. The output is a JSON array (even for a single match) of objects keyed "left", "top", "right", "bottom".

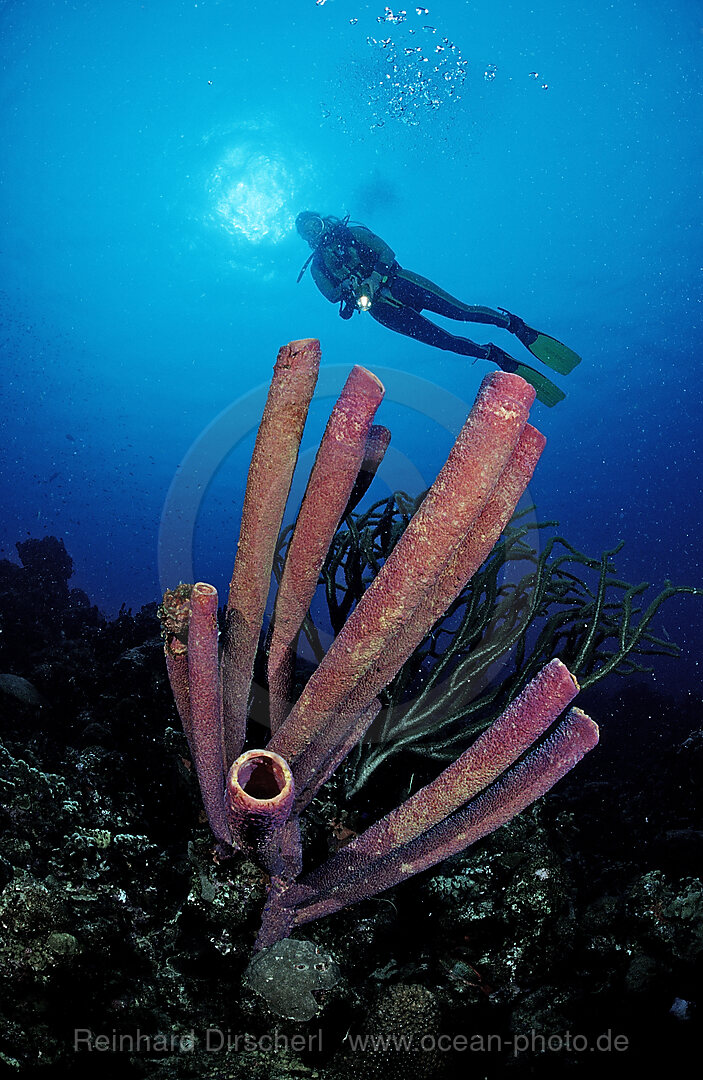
[{"left": 356, "top": 279, "right": 374, "bottom": 310}]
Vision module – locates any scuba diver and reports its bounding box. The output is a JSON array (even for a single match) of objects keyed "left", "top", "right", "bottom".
[{"left": 295, "top": 211, "right": 581, "bottom": 407}]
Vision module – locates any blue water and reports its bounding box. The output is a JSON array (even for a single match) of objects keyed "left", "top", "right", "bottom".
[{"left": 1, "top": 0, "right": 701, "bottom": 690}]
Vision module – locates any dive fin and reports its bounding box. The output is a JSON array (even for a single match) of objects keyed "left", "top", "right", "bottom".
[
  {"left": 515, "top": 326, "right": 582, "bottom": 375},
  {"left": 488, "top": 345, "right": 566, "bottom": 407},
  {"left": 510, "top": 362, "right": 566, "bottom": 407}
]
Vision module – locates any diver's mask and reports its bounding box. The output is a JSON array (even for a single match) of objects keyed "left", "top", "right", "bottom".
[{"left": 295, "top": 211, "right": 325, "bottom": 249}]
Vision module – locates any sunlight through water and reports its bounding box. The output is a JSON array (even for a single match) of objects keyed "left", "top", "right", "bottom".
[{"left": 207, "top": 145, "right": 294, "bottom": 244}]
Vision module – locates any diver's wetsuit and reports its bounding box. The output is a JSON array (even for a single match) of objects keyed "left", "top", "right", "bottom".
[
  {"left": 370, "top": 267, "right": 512, "bottom": 358},
  {"left": 297, "top": 214, "right": 580, "bottom": 407},
  {"left": 306, "top": 219, "right": 509, "bottom": 360}
]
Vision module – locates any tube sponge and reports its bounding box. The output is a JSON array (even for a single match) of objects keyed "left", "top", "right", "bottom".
[{"left": 225, "top": 749, "right": 295, "bottom": 873}]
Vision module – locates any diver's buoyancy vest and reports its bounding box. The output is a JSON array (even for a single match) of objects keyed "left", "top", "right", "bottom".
[{"left": 318, "top": 222, "right": 377, "bottom": 286}]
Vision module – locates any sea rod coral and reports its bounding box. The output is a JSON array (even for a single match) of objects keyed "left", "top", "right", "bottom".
[
  {"left": 159, "top": 337, "right": 598, "bottom": 951},
  {"left": 317, "top": 495, "right": 701, "bottom": 795}
]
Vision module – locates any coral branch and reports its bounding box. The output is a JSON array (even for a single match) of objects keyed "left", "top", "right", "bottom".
[
  {"left": 299, "top": 658, "right": 578, "bottom": 891},
  {"left": 157, "top": 583, "right": 230, "bottom": 851},
  {"left": 159, "top": 582, "right": 230, "bottom": 847},
  {"left": 291, "top": 423, "right": 547, "bottom": 806},
  {"left": 187, "top": 583, "right": 231, "bottom": 850},
  {"left": 292, "top": 697, "right": 383, "bottom": 813},
  {"left": 291, "top": 708, "right": 599, "bottom": 928},
  {"left": 343, "top": 424, "right": 391, "bottom": 519},
  {"left": 160, "top": 584, "right": 193, "bottom": 747},
  {"left": 165, "top": 651, "right": 191, "bottom": 746},
  {"left": 221, "top": 338, "right": 320, "bottom": 768},
  {"left": 269, "top": 371, "right": 536, "bottom": 771},
  {"left": 267, "top": 366, "right": 385, "bottom": 731}
]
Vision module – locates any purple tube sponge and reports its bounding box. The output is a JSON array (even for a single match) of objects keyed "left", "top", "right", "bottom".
[
  {"left": 160, "top": 339, "right": 600, "bottom": 955},
  {"left": 159, "top": 582, "right": 230, "bottom": 851},
  {"left": 226, "top": 749, "right": 295, "bottom": 875}
]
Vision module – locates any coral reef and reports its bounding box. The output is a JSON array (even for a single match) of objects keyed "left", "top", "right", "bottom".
[
  {"left": 0, "top": 529, "right": 700, "bottom": 1076},
  {"left": 1, "top": 341, "right": 701, "bottom": 1076}
]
